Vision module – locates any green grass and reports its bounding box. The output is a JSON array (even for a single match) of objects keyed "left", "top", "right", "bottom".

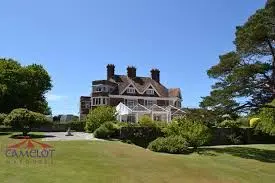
[{"left": 1, "top": 132, "right": 275, "bottom": 183}]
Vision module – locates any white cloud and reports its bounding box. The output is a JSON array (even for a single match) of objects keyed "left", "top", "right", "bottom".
[{"left": 46, "top": 94, "right": 68, "bottom": 101}]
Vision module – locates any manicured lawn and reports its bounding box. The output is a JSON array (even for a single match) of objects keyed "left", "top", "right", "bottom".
[{"left": 1, "top": 132, "right": 275, "bottom": 183}]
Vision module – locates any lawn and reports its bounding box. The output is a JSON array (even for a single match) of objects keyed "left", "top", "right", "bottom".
[{"left": 0, "top": 132, "right": 275, "bottom": 183}]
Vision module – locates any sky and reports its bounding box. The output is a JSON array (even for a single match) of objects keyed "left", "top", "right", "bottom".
[{"left": 0, "top": 0, "right": 267, "bottom": 115}]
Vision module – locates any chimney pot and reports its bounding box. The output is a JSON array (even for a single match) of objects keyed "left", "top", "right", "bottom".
[
  {"left": 107, "top": 64, "right": 115, "bottom": 80},
  {"left": 151, "top": 69, "right": 160, "bottom": 83},
  {"left": 127, "top": 66, "right": 136, "bottom": 78}
]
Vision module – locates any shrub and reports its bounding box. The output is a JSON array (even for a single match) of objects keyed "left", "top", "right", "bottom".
[
  {"left": 219, "top": 120, "right": 241, "bottom": 128},
  {"left": 249, "top": 118, "right": 260, "bottom": 128},
  {"left": 138, "top": 115, "right": 156, "bottom": 127},
  {"left": 94, "top": 122, "right": 118, "bottom": 139},
  {"left": 237, "top": 117, "right": 249, "bottom": 127},
  {"left": 3, "top": 108, "right": 49, "bottom": 136},
  {"left": 0, "top": 113, "right": 7, "bottom": 125},
  {"left": 256, "top": 100, "right": 275, "bottom": 135},
  {"left": 85, "top": 106, "right": 116, "bottom": 132},
  {"left": 120, "top": 126, "right": 163, "bottom": 148},
  {"left": 155, "top": 121, "right": 168, "bottom": 130},
  {"left": 148, "top": 136, "right": 189, "bottom": 154},
  {"left": 116, "top": 122, "right": 131, "bottom": 128},
  {"left": 164, "top": 117, "right": 211, "bottom": 149}
]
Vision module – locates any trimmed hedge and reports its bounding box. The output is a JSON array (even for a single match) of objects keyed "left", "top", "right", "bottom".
[
  {"left": 148, "top": 136, "right": 190, "bottom": 154},
  {"left": 70, "top": 121, "right": 86, "bottom": 131}
]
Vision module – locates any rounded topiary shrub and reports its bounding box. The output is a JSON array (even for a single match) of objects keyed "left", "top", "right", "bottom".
[
  {"left": 4, "top": 108, "right": 49, "bottom": 136},
  {"left": 147, "top": 136, "right": 189, "bottom": 154},
  {"left": 94, "top": 122, "right": 118, "bottom": 139}
]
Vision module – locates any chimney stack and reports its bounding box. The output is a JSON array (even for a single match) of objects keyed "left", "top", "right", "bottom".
[
  {"left": 151, "top": 69, "right": 160, "bottom": 83},
  {"left": 127, "top": 66, "right": 136, "bottom": 78},
  {"left": 107, "top": 64, "right": 115, "bottom": 80}
]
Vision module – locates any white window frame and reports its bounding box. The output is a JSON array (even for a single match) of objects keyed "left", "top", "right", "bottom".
[
  {"left": 92, "top": 97, "right": 109, "bottom": 106},
  {"left": 127, "top": 88, "right": 135, "bottom": 94},
  {"left": 93, "top": 85, "right": 109, "bottom": 93},
  {"left": 146, "top": 89, "right": 154, "bottom": 95},
  {"left": 142, "top": 84, "right": 161, "bottom": 96},
  {"left": 125, "top": 99, "right": 137, "bottom": 108},
  {"left": 144, "top": 100, "right": 155, "bottom": 108},
  {"left": 120, "top": 82, "right": 142, "bottom": 95}
]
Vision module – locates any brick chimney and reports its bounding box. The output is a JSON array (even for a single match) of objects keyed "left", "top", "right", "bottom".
[
  {"left": 127, "top": 66, "right": 136, "bottom": 78},
  {"left": 151, "top": 69, "right": 160, "bottom": 83},
  {"left": 107, "top": 64, "right": 115, "bottom": 80}
]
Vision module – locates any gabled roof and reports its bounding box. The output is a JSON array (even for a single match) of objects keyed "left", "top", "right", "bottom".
[
  {"left": 150, "top": 104, "right": 167, "bottom": 112},
  {"left": 132, "top": 104, "right": 150, "bottom": 112},
  {"left": 109, "top": 75, "right": 170, "bottom": 97},
  {"left": 165, "top": 105, "right": 186, "bottom": 115}
]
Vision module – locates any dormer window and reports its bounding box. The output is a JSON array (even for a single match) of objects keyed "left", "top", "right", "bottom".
[
  {"left": 146, "top": 89, "right": 154, "bottom": 95},
  {"left": 93, "top": 85, "right": 109, "bottom": 93},
  {"left": 96, "top": 87, "right": 102, "bottom": 92},
  {"left": 127, "top": 88, "right": 135, "bottom": 94}
]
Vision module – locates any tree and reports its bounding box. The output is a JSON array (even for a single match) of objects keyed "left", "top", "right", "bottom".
[
  {"left": 256, "top": 99, "right": 275, "bottom": 135},
  {"left": 200, "top": 1, "right": 275, "bottom": 114},
  {"left": 183, "top": 107, "right": 224, "bottom": 127},
  {"left": 85, "top": 106, "right": 116, "bottom": 132},
  {"left": 3, "top": 108, "right": 49, "bottom": 136},
  {"left": 0, "top": 113, "right": 7, "bottom": 126},
  {"left": 0, "top": 58, "right": 52, "bottom": 114}
]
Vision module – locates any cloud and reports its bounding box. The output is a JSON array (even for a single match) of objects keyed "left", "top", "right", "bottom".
[{"left": 46, "top": 94, "right": 68, "bottom": 101}]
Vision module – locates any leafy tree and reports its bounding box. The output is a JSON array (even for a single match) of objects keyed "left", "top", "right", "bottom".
[
  {"left": 256, "top": 99, "right": 275, "bottom": 135},
  {"left": 85, "top": 106, "right": 116, "bottom": 132},
  {"left": 0, "top": 58, "right": 52, "bottom": 114},
  {"left": 0, "top": 113, "right": 7, "bottom": 126},
  {"left": 183, "top": 108, "right": 224, "bottom": 127},
  {"left": 164, "top": 117, "right": 211, "bottom": 149},
  {"left": 200, "top": 1, "right": 275, "bottom": 114},
  {"left": 3, "top": 108, "right": 49, "bottom": 136}
]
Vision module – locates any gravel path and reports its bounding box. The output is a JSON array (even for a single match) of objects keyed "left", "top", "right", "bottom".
[{"left": 42, "top": 132, "right": 103, "bottom": 141}]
